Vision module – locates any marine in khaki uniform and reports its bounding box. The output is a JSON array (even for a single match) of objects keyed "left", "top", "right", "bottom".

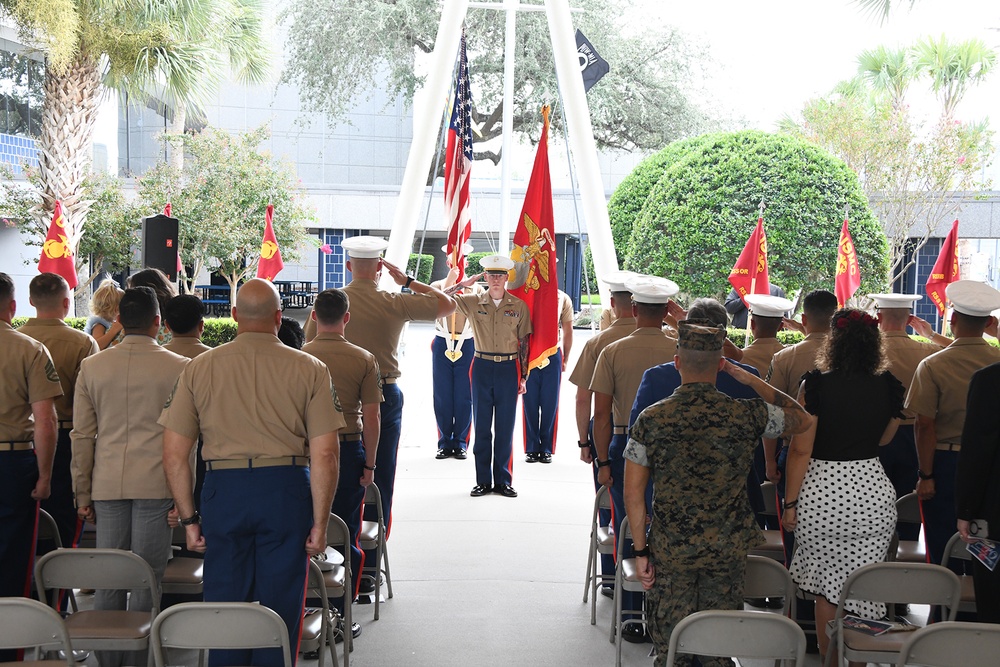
[
  {"left": 624, "top": 320, "right": 813, "bottom": 667},
  {"left": 340, "top": 236, "right": 454, "bottom": 533},
  {"left": 71, "top": 287, "right": 189, "bottom": 667},
  {"left": 431, "top": 243, "right": 478, "bottom": 460},
  {"left": 522, "top": 289, "right": 574, "bottom": 463},
  {"left": 904, "top": 280, "right": 1000, "bottom": 568},
  {"left": 449, "top": 254, "right": 532, "bottom": 497},
  {"left": 303, "top": 287, "right": 382, "bottom": 613},
  {"left": 739, "top": 294, "right": 793, "bottom": 379},
  {"left": 17, "top": 273, "right": 98, "bottom": 550},
  {"left": 590, "top": 274, "right": 678, "bottom": 642},
  {"left": 0, "top": 272, "right": 61, "bottom": 650},
  {"left": 161, "top": 279, "right": 344, "bottom": 666},
  {"left": 163, "top": 294, "right": 212, "bottom": 359},
  {"left": 870, "top": 293, "right": 942, "bottom": 529}
]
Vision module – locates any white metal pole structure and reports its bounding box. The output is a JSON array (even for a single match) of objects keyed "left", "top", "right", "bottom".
[
  {"left": 543, "top": 0, "right": 617, "bottom": 307},
  {"left": 382, "top": 0, "right": 470, "bottom": 290},
  {"left": 496, "top": 0, "right": 518, "bottom": 254}
]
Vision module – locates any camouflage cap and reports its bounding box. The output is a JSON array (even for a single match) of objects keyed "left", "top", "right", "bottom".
[{"left": 677, "top": 318, "right": 726, "bottom": 352}]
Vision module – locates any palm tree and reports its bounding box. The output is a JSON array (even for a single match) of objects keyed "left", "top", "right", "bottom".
[
  {"left": 854, "top": 0, "right": 920, "bottom": 24},
  {"left": 912, "top": 35, "right": 996, "bottom": 116},
  {"left": 857, "top": 45, "right": 913, "bottom": 109}
]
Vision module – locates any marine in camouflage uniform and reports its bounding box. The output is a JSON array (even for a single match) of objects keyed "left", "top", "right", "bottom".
[{"left": 623, "top": 320, "right": 812, "bottom": 666}]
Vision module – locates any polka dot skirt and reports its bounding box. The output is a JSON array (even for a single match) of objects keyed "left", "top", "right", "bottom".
[{"left": 789, "top": 457, "right": 897, "bottom": 619}]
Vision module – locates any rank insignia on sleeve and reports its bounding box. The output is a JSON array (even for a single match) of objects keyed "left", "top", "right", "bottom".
[{"left": 45, "top": 359, "right": 60, "bottom": 383}]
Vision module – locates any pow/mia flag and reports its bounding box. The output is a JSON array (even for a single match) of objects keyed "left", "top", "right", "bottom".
[{"left": 576, "top": 30, "right": 609, "bottom": 92}]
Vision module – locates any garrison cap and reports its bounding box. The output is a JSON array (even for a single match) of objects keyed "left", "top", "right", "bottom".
[
  {"left": 342, "top": 236, "right": 388, "bottom": 259},
  {"left": 946, "top": 280, "right": 1000, "bottom": 317},
  {"left": 624, "top": 275, "right": 679, "bottom": 304},
  {"left": 678, "top": 318, "right": 726, "bottom": 352}
]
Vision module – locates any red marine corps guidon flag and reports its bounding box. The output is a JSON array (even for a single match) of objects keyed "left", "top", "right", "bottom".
[
  {"left": 728, "top": 212, "right": 769, "bottom": 305},
  {"left": 926, "top": 219, "right": 960, "bottom": 315},
  {"left": 256, "top": 204, "right": 284, "bottom": 281},
  {"left": 38, "top": 200, "right": 78, "bottom": 289},
  {"left": 835, "top": 215, "right": 861, "bottom": 308},
  {"left": 508, "top": 106, "right": 558, "bottom": 371}
]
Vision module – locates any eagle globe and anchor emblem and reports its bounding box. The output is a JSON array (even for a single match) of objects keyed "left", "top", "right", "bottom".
[{"left": 508, "top": 213, "right": 555, "bottom": 370}]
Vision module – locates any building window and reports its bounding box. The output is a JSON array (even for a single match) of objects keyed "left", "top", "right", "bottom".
[{"left": 0, "top": 48, "right": 43, "bottom": 138}]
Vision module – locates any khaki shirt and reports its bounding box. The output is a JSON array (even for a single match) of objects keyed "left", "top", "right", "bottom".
[
  {"left": 17, "top": 318, "right": 98, "bottom": 422},
  {"left": 164, "top": 336, "right": 212, "bottom": 359},
  {"left": 567, "top": 316, "right": 637, "bottom": 389},
  {"left": 0, "top": 321, "right": 63, "bottom": 441},
  {"left": 883, "top": 331, "right": 941, "bottom": 421},
  {"left": 905, "top": 337, "right": 1000, "bottom": 444},
  {"left": 766, "top": 332, "right": 828, "bottom": 396},
  {"left": 558, "top": 290, "right": 574, "bottom": 346},
  {"left": 158, "top": 332, "right": 345, "bottom": 460},
  {"left": 431, "top": 280, "right": 482, "bottom": 341},
  {"left": 454, "top": 290, "right": 532, "bottom": 354},
  {"left": 303, "top": 332, "right": 383, "bottom": 435},
  {"left": 590, "top": 328, "right": 678, "bottom": 426},
  {"left": 343, "top": 280, "right": 440, "bottom": 378},
  {"left": 740, "top": 337, "right": 785, "bottom": 380},
  {"left": 71, "top": 336, "right": 189, "bottom": 505}
]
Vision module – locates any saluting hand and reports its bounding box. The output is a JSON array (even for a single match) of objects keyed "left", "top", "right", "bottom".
[{"left": 380, "top": 259, "right": 408, "bottom": 286}]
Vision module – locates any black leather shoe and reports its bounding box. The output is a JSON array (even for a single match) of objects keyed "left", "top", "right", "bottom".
[
  {"left": 334, "top": 620, "right": 362, "bottom": 644},
  {"left": 470, "top": 484, "right": 492, "bottom": 497},
  {"left": 454, "top": 448, "right": 468, "bottom": 460},
  {"left": 525, "top": 452, "right": 540, "bottom": 463},
  {"left": 436, "top": 448, "right": 451, "bottom": 459},
  {"left": 539, "top": 452, "right": 552, "bottom": 464},
  {"left": 600, "top": 586, "right": 614, "bottom": 600},
  {"left": 494, "top": 484, "right": 518, "bottom": 498},
  {"left": 621, "top": 624, "right": 649, "bottom": 644}
]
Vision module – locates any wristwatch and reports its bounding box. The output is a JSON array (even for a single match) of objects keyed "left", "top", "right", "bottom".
[
  {"left": 633, "top": 544, "right": 650, "bottom": 557},
  {"left": 179, "top": 511, "right": 201, "bottom": 526},
  {"left": 596, "top": 459, "right": 611, "bottom": 468},
  {"left": 917, "top": 469, "right": 934, "bottom": 481},
  {"left": 578, "top": 440, "right": 591, "bottom": 449},
  {"left": 404, "top": 276, "right": 415, "bottom": 289}
]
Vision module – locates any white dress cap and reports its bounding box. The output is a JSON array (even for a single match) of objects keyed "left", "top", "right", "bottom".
[
  {"left": 945, "top": 280, "right": 1000, "bottom": 317},
  {"left": 480, "top": 254, "right": 515, "bottom": 272},
  {"left": 342, "top": 235, "right": 388, "bottom": 259},
  {"left": 868, "top": 293, "right": 922, "bottom": 310},
  {"left": 601, "top": 270, "right": 640, "bottom": 293},
  {"left": 441, "top": 242, "right": 475, "bottom": 255},
  {"left": 745, "top": 294, "right": 794, "bottom": 318},
  {"left": 624, "top": 275, "right": 680, "bottom": 304}
]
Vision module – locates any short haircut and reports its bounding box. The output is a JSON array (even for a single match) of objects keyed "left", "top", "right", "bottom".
[
  {"left": 953, "top": 311, "right": 991, "bottom": 331},
  {"left": 0, "top": 272, "right": 14, "bottom": 305},
  {"left": 635, "top": 302, "right": 667, "bottom": 319},
  {"left": 313, "top": 289, "right": 350, "bottom": 325},
  {"left": 29, "top": 273, "right": 70, "bottom": 310},
  {"left": 877, "top": 307, "right": 910, "bottom": 328},
  {"left": 119, "top": 287, "right": 159, "bottom": 331},
  {"left": 278, "top": 316, "right": 305, "bottom": 349},
  {"left": 802, "top": 290, "right": 838, "bottom": 328},
  {"left": 90, "top": 280, "right": 124, "bottom": 321},
  {"left": 687, "top": 298, "right": 728, "bottom": 328},
  {"left": 751, "top": 314, "right": 783, "bottom": 337},
  {"left": 163, "top": 295, "right": 205, "bottom": 335},
  {"left": 678, "top": 347, "right": 722, "bottom": 375}
]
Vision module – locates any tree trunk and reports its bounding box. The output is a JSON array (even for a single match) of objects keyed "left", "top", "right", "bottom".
[
  {"left": 37, "top": 53, "right": 103, "bottom": 259},
  {"left": 168, "top": 100, "right": 187, "bottom": 171}
]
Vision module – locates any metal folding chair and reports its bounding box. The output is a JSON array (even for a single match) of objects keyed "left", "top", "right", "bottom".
[
  {"left": 745, "top": 554, "right": 796, "bottom": 617},
  {"left": 359, "top": 482, "right": 392, "bottom": 620},
  {"left": 896, "top": 621, "right": 1000, "bottom": 667},
  {"left": 583, "top": 485, "right": 615, "bottom": 624},
  {"left": 151, "top": 602, "right": 291, "bottom": 667},
  {"left": 665, "top": 609, "right": 807, "bottom": 666},
  {"left": 0, "top": 597, "right": 74, "bottom": 666},
  {"left": 611, "top": 515, "right": 646, "bottom": 667},
  {"left": 941, "top": 531, "right": 976, "bottom": 616}
]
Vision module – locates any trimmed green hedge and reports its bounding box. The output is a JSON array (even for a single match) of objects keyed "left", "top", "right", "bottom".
[
  {"left": 466, "top": 251, "right": 492, "bottom": 274},
  {"left": 12, "top": 317, "right": 87, "bottom": 330},
  {"left": 201, "top": 318, "right": 238, "bottom": 347},
  {"left": 407, "top": 253, "right": 434, "bottom": 285}
]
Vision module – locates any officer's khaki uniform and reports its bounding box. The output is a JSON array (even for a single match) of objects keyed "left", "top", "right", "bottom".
[
  {"left": 158, "top": 332, "right": 344, "bottom": 663},
  {"left": 905, "top": 337, "right": 1000, "bottom": 566},
  {"left": 0, "top": 321, "right": 62, "bottom": 611},
  {"left": 765, "top": 332, "right": 828, "bottom": 396},
  {"left": 740, "top": 337, "right": 785, "bottom": 380},
  {"left": 18, "top": 318, "right": 98, "bottom": 547},
  {"left": 164, "top": 336, "right": 212, "bottom": 359},
  {"left": 455, "top": 290, "right": 532, "bottom": 487},
  {"left": 568, "top": 316, "right": 637, "bottom": 390}
]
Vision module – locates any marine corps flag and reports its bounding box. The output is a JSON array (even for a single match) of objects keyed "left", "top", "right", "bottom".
[
  {"left": 926, "top": 219, "right": 960, "bottom": 316},
  {"left": 834, "top": 216, "right": 861, "bottom": 307},
  {"left": 37, "top": 200, "right": 77, "bottom": 289},
  {"left": 509, "top": 106, "right": 558, "bottom": 371},
  {"left": 256, "top": 204, "right": 284, "bottom": 281},
  {"left": 728, "top": 215, "right": 769, "bottom": 306}
]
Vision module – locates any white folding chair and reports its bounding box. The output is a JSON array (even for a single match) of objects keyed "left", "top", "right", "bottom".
[
  {"left": 35, "top": 509, "right": 77, "bottom": 612},
  {"left": 665, "top": 609, "right": 807, "bottom": 666},
  {"left": 34, "top": 548, "right": 160, "bottom": 664},
  {"left": 323, "top": 513, "right": 354, "bottom": 662},
  {"left": 889, "top": 492, "right": 927, "bottom": 564},
  {"left": 941, "top": 531, "right": 976, "bottom": 616},
  {"left": 359, "top": 482, "right": 392, "bottom": 620},
  {"left": 151, "top": 602, "right": 291, "bottom": 667},
  {"left": 0, "top": 597, "right": 74, "bottom": 666},
  {"left": 823, "top": 562, "right": 961, "bottom": 667},
  {"left": 583, "top": 485, "right": 615, "bottom": 624},
  {"left": 611, "top": 515, "right": 646, "bottom": 667},
  {"left": 896, "top": 621, "right": 1000, "bottom": 667},
  {"left": 749, "top": 482, "right": 787, "bottom": 564},
  {"left": 745, "top": 554, "right": 796, "bottom": 617},
  {"left": 160, "top": 526, "right": 204, "bottom": 597},
  {"left": 302, "top": 560, "right": 341, "bottom": 667}
]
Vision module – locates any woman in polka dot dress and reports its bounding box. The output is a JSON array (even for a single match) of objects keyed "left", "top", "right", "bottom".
[{"left": 781, "top": 307, "right": 904, "bottom": 663}]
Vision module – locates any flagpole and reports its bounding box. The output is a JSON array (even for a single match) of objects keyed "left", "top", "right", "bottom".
[{"left": 743, "top": 199, "right": 765, "bottom": 347}]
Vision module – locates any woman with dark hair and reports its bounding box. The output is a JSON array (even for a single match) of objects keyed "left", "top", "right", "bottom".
[
  {"left": 782, "top": 307, "right": 904, "bottom": 663},
  {"left": 127, "top": 268, "right": 177, "bottom": 345}
]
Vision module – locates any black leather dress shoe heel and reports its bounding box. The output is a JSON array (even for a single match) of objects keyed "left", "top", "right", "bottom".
[
  {"left": 470, "top": 484, "right": 492, "bottom": 497},
  {"left": 436, "top": 448, "right": 451, "bottom": 459},
  {"left": 539, "top": 452, "right": 552, "bottom": 464},
  {"left": 525, "top": 452, "right": 540, "bottom": 463},
  {"left": 454, "top": 448, "right": 468, "bottom": 460},
  {"left": 495, "top": 484, "right": 518, "bottom": 498}
]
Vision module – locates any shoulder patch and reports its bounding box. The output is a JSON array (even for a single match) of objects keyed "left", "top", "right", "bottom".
[
  {"left": 164, "top": 378, "right": 179, "bottom": 409},
  {"left": 331, "top": 383, "right": 343, "bottom": 413},
  {"left": 45, "top": 358, "right": 60, "bottom": 383}
]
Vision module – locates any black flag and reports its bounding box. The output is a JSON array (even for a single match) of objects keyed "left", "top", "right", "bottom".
[{"left": 576, "top": 30, "right": 609, "bottom": 92}]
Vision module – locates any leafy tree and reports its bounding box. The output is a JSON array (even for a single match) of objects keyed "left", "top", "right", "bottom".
[
  {"left": 912, "top": 35, "right": 996, "bottom": 117},
  {"left": 621, "top": 131, "right": 889, "bottom": 302},
  {"left": 279, "top": 0, "right": 710, "bottom": 166},
  {"left": 135, "top": 126, "right": 314, "bottom": 303}
]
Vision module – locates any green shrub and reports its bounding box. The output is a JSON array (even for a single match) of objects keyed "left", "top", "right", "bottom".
[
  {"left": 202, "top": 318, "right": 238, "bottom": 347},
  {"left": 12, "top": 317, "right": 86, "bottom": 330},
  {"left": 618, "top": 131, "right": 890, "bottom": 299},
  {"left": 407, "top": 253, "right": 434, "bottom": 285},
  {"left": 727, "top": 329, "right": 806, "bottom": 348},
  {"left": 467, "top": 252, "right": 492, "bottom": 273}
]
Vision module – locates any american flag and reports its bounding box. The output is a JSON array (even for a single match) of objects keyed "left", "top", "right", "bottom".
[{"left": 444, "top": 33, "right": 473, "bottom": 281}]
